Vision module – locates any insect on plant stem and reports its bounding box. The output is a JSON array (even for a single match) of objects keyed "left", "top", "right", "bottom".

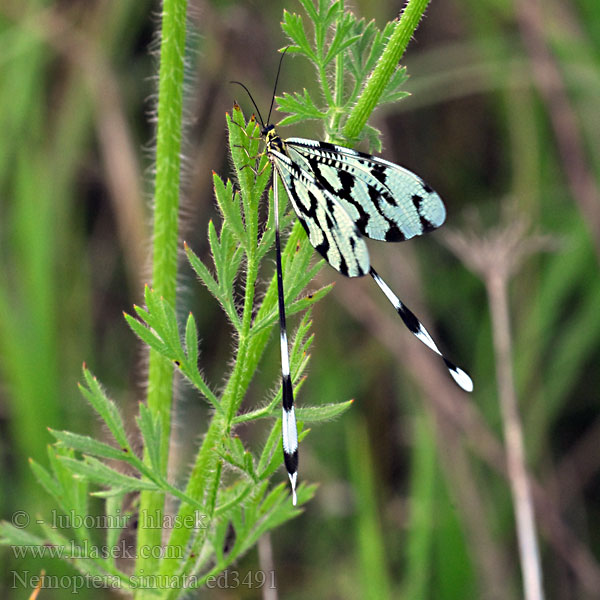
[{"left": 231, "top": 49, "right": 473, "bottom": 504}]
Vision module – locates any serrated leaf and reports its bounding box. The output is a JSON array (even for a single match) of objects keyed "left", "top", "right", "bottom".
[
  {"left": 124, "top": 312, "right": 170, "bottom": 356},
  {"left": 185, "top": 312, "right": 199, "bottom": 367},
  {"left": 277, "top": 90, "right": 327, "bottom": 126},
  {"left": 297, "top": 0, "right": 320, "bottom": 23},
  {"left": 381, "top": 90, "right": 410, "bottom": 105},
  {"left": 258, "top": 481, "right": 287, "bottom": 516},
  {"left": 230, "top": 436, "right": 246, "bottom": 463},
  {"left": 243, "top": 451, "right": 256, "bottom": 479},
  {"left": 29, "top": 458, "right": 66, "bottom": 512},
  {"left": 214, "top": 482, "right": 253, "bottom": 518},
  {"left": 296, "top": 399, "right": 354, "bottom": 422},
  {"left": 379, "top": 66, "right": 409, "bottom": 105},
  {"left": 281, "top": 10, "right": 315, "bottom": 60},
  {"left": 208, "top": 219, "right": 224, "bottom": 278},
  {"left": 0, "top": 523, "right": 48, "bottom": 547},
  {"left": 185, "top": 243, "right": 221, "bottom": 302},
  {"left": 58, "top": 456, "right": 158, "bottom": 492},
  {"left": 257, "top": 420, "right": 282, "bottom": 475},
  {"left": 48, "top": 447, "right": 77, "bottom": 507},
  {"left": 137, "top": 403, "right": 162, "bottom": 473},
  {"left": 80, "top": 368, "right": 129, "bottom": 448},
  {"left": 324, "top": 33, "right": 362, "bottom": 66},
  {"left": 244, "top": 400, "right": 353, "bottom": 425},
  {"left": 283, "top": 284, "right": 333, "bottom": 324},
  {"left": 144, "top": 286, "right": 179, "bottom": 350},
  {"left": 50, "top": 429, "right": 128, "bottom": 461},
  {"left": 323, "top": 12, "right": 361, "bottom": 66},
  {"left": 213, "top": 174, "right": 246, "bottom": 245}
]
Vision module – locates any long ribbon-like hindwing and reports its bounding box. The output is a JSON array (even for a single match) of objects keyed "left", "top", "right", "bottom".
[
  {"left": 273, "top": 177, "right": 299, "bottom": 506},
  {"left": 262, "top": 124, "right": 473, "bottom": 503}
]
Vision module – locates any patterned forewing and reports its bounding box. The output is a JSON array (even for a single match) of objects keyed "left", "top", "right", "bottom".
[
  {"left": 286, "top": 138, "right": 446, "bottom": 242},
  {"left": 269, "top": 148, "right": 370, "bottom": 278}
]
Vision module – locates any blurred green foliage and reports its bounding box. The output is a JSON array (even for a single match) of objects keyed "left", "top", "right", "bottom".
[{"left": 1, "top": 0, "right": 600, "bottom": 598}]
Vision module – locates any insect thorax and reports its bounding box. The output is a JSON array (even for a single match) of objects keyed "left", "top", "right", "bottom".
[{"left": 262, "top": 124, "right": 285, "bottom": 154}]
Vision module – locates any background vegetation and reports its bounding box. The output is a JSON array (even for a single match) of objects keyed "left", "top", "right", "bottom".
[{"left": 1, "top": 0, "right": 599, "bottom": 598}]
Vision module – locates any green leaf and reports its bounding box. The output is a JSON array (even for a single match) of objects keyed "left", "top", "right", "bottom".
[
  {"left": 257, "top": 420, "right": 282, "bottom": 475},
  {"left": 215, "top": 481, "right": 253, "bottom": 518},
  {"left": 37, "top": 522, "right": 129, "bottom": 583},
  {"left": 50, "top": 429, "right": 129, "bottom": 461},
  {"left": 58, "top": 455, "right": 158, "bottom": 492},
  {"left": 144, "top": 285, "right": 180, "bottom": 351},
  {"left": 0, "top": 523, "right": 48, "bottom": 547},
  {"left": 29, "top": 457, "right": 66, "bottom": 512},
  {"left": 185, "top": 311, "right": 199, "bottom": 367},
  {"left": 213, "top": 173, "right": 246, "bottom": 246},
  {"left": 362, "top": 124, "right": 384, "bottom": 154},
  {"left": 281, "top": 10, "right": 315, "bottom": 61},
  {"left": 48, "top": 447, "right": 82, "bottom": 513},
  {"left": 323, "top": 14, "right": 361, "bottom": 66},
  {"left": 186, "top": 242, "right": 221, "bottom": 302},
  {"left": 125, "top": 311, "right": 170, "bottom": 356},
  {"left": 79, "top": 367, "right": 130, "bottom": 449},
  {"left": 239, "top": 399, "right": 353, "bottom": 425},
  {"left": 105, "top": 491, "right": 130, "bottom": 564},
  {"left": 186, "top": 228, "right": 242, "bottom": 330},
  {"left": 257, "top": 188, "right": 295, "bottom": 263},
  {"left": 296, "top": 399, "right": 354, "bottom": 421},
  {"left": 91, "top": 487, "right": 131, "bottom": 498},
  {"left": 277, "top": 90, "right": 327, "bottom": 126},
  {"left": 137, "top": 402, "right": 162, "bottom": 473},
  {"left": 219, "top": 436, "right": 256, "bottom": 480},
  {"left": 258, "top": 481, "right": 288, "bottom": 516},
  {"left": 258, "top": 428, "right": 310, "bottom": 481}
]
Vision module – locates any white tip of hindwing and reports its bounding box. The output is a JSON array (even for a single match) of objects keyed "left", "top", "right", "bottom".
[
  {"left": 449, "top": 365, "right": 474, "bottom": 392},
  {"left": 288, "top": 472, "right": 298, "bottom": 506}
]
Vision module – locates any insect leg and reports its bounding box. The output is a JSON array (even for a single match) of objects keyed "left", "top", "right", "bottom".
[
  {"left": 370, "top": 267, "right": 473, "bottom": 392},
  {"left": 274, "top": 173, "right": 299, "bottom": 505}
]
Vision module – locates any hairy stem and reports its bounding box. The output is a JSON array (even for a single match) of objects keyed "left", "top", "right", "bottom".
[
  {"left": 343, "top": 0, "right": 431, "bottom": 143},
  {"left": 135, "top": 0, "right": 188, "bottom": 590}
]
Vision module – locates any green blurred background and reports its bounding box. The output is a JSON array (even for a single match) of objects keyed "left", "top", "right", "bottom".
[{"left": 1, "top": 0, "right": 599, "bottom": 598}]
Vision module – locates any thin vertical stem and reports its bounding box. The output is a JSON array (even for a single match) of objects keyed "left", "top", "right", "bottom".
[
  {"left": 258, "top": 534, "right": 278, "bottom": 600},
  {"left": 486, "top": 273, "right": 544, "bottom": 600},
  {"left": 135, "top": 0, "right": 188, "bottom": 590}
]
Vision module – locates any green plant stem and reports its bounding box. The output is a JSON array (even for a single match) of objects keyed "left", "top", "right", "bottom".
[
  {"left": 343, "top": 0, "right": 431, "bottom": 143},
  {"left": 157, "top": 143, "right": 263, "bottom": 589},
  {"left": 135, "top": 0, "right": 188, "bottom": 591},
  {"left": 319, "top": 64, "right": 335, "bottom": 108},
  {"left": 330, "top": 43, "right": 345, "bottom": 133}
]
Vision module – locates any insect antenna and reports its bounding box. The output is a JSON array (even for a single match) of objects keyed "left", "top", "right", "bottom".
[
  {"left": 229, "top": 81, "right": 266, "bottom": 128},
  {"left": 266, "top": 46, "right": 289, "bottom": 126}
]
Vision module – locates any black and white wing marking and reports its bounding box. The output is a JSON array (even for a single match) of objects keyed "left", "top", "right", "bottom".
[
  {"left": 285, "top": 138, "right": 446, "bottom": 242},
  {"left": 264, "top": 129, "right": 473, "bottom": 505},
  {"left": 370, "top": 268, "right": 473, "bottom": 392},
  {"left": 269, "top": 146, "right": 370, "bottom": 278},
  {"left": 269, "top": 139, "right": 472, "bottom": 392}
]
